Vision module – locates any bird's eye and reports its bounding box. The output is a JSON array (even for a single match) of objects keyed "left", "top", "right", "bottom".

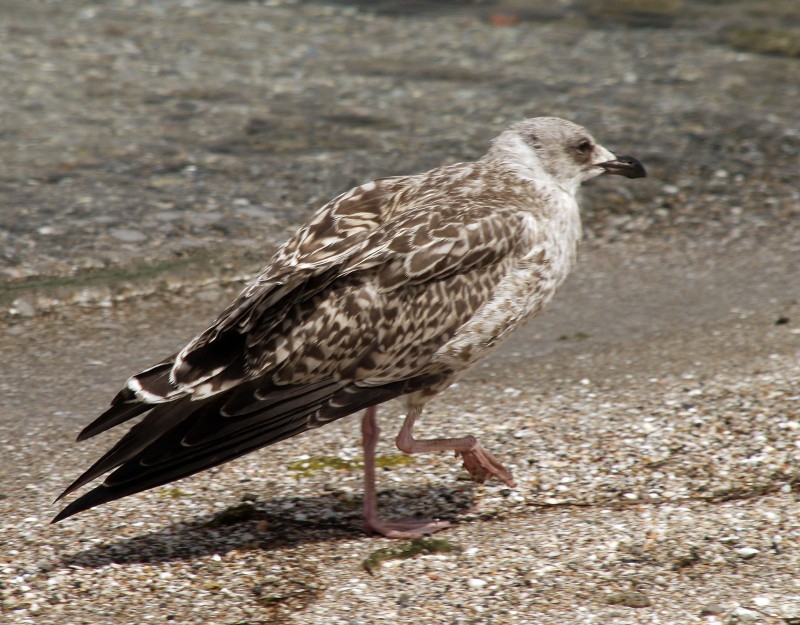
[{"left": 575, "top": 139, "right": 593, "bottom": 154}]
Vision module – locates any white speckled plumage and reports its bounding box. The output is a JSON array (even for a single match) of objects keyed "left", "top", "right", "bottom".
[{"left": 55, "top": 117, "right": 645, "bottom": 534}]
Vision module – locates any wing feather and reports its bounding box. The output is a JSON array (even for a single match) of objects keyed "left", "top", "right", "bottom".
[{"left": 53, "top": 373, "right": 446, "bottom": 522}]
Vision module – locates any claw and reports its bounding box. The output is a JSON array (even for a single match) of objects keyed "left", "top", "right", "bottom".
[{"left": 459, "top": 443, "right": 515, "bottom": 487}]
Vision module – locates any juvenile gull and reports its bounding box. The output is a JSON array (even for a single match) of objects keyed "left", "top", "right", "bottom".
[{"left": 54, "top": 117, "right": 646, "bottom": 538}]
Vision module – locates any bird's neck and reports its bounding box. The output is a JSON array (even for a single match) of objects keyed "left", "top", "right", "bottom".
[
  {"left": 546, "top": 188, "right": 583, "bottom": 278},
  {"left": 519, "top": 176, "right": 583, "bottom": 287}
]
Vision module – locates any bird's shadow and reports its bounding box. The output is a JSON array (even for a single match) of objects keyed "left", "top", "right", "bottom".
[{"left": 58, "top": 483, "right": 478, "bottom": 569}]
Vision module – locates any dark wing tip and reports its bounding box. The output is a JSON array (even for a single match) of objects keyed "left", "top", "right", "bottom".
[
  {"left": 51, "top": 505, "right": 75, "bottom": 524},
  {"left": 76, "top": 400, "right": 152, "bottom": 442},
  {"left": 77, "top": 359, "right": 182, "bottom": 442},
  {"left": 54, "top": 470, "right": 98, "bottom": 504},
  {"left": 51, "top": 485, "right": 112, "bottom": 523}
]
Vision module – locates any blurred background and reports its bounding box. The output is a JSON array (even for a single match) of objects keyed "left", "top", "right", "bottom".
[{"left": 1, "top": 0, "right": 797, "bottom": 307}]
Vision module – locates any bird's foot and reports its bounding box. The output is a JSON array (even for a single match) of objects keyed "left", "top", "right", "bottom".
[
  {"left": 363, "top": 515, "right": 452, "bottom": 539},
  {"left": 458, "top": 443, "right": 516, "bottom": 487}
]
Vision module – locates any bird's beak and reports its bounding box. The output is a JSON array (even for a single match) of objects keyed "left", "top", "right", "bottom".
[{"left": 599, "top": 155, "right": 647, "bottom": 179}]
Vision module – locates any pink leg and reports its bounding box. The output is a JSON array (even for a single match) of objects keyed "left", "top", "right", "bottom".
[
  {"left": 361, "top": 406, "right": 451, "bottom": 539},
  {"left": 395, "top": 408, "right": 515, "bottom": 487}
]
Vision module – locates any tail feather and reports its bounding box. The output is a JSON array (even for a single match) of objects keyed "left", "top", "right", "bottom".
[
  {"left": 55, "top": 371, "right": 449, "bottom": 523},
  {"left": 51, "top": 416, "right": 311, "bottom": 523},
  {"left": 221, "top": 378, "right": 343, "bottom": 417},
  {"left": 53, "top": 396, "right": 346, "bottom": 523},
  {"left": 58, "top": 397, "right": 209, "bottom": 500}
]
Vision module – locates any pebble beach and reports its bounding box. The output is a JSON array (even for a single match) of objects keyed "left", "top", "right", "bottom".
[{"left": 1, "top": 1, "right": 799, "bottom": 623}]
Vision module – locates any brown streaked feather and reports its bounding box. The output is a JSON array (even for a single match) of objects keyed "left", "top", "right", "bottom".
[{"left": 168, "top": 177, "right": 412, "bottom": 388}]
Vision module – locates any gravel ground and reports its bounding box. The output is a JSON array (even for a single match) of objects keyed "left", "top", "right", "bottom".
[
  {"left": 2, "top": 234, "right": 799, "bottom": 624},
  {"left": 2, "top": 1, "right": 800, "bottom": 624}
]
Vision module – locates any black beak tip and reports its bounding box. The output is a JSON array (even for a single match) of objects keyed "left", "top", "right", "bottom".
[{"left": 602, "top": 155, "right": 647, "bottom": 179}]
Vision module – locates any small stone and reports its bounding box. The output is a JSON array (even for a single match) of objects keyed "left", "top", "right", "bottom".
[
  {"left": 606, "top": 591, "right": 651, "bottom": 608},
  {"left": 467, "top": 578, "right": 487, "bottom": 590},
  {"left": 731, "top": 607, "right": 759, "bottom": 623},
  {"left": 110, "top": 228, "right": 148, "bottom": 242},
  {"left": 10, "top": 298, "right": 35, "bottom": 317},
  {"left": 188, "top": 212, "right": 223, "bottom": 226},
  {"left": 736, "top": 547, "right": 760, "bottom": 560},
  {"left": 522, "top": 572, "right": 537, "bottom": 587},
  {"left": 155, "top": 210, "right": 181, "bottom": 221},
  {"left": 700, "top": 603, "right": 725, "bottom": 616}
]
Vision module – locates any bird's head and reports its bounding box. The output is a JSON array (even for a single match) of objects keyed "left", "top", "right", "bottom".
[{"left": 488, "top": 117, "right": 646, "bottom": 194}]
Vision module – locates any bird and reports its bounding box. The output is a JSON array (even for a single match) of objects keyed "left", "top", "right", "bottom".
[{"left": 53, "top": 117, "right": 646, "bottom": 538}]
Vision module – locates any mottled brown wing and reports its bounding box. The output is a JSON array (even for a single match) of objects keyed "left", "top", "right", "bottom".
[
  {"left": 169, "top": 175, "right": 415, "bottom": 391},
  {"left": 342, "top": 202, "right": 525, "bottom": 290},
  {"left": 255, "top": 205, "right": 528, "bottom": 389}
]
